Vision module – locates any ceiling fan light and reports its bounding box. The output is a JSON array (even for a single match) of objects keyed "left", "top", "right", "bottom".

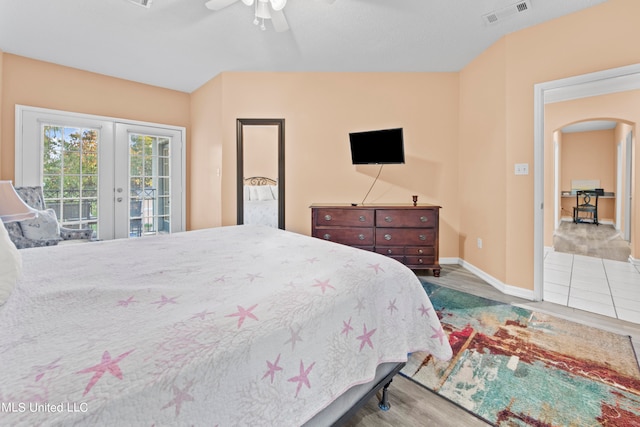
[
  {"left": 241, "top": 0, "right": 255, "bottom": 5},
  {"left": 270, "top": 0, "right": 287, "bottom": 11},
  {"left": 256, "top": 0, "right": 271, "bottom": 19}
]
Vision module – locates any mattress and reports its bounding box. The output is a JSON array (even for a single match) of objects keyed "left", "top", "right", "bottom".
[{"left": 0, "top": 225, "right": 452, "bottom": 426}]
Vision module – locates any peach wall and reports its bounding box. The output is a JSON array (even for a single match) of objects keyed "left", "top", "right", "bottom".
[
  {"left": 0, "top": 53, "right": 192, "bottom": 225},
  {"left": 458, "top": 39, "right": 507, "bottom": 282},
  {"left": 491, "top": 0, "right": 640, "bottom": 290},
  {"left": 243, "top": 126, "right": 279, "bottom": 180},
  {"left": 205, "top": 72, "right": 461, "bottom": 259},
  {"left": 561, "top": 129, "right": 615, "bottom": 192},
  {"left": 189, "top": 74, "right": 223, "bottom": 230}
]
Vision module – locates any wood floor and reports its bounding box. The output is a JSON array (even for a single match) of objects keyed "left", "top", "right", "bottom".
[{"left": 344, "top": 264, "right": 640, "bottom": 427}]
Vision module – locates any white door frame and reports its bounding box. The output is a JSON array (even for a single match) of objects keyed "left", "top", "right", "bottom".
[
  {"left": 15, "top": 105, "right": 186, "bottom": 239},
  {"left": 534, "top": 63, "right": 640, "bottom": 300},
  {"left": 624, "top": 130, "right": 633, "bottom": 242}
]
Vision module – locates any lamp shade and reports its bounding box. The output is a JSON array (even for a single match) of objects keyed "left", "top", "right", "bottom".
[{"left": 0, "top": 181, "right": 37, "bottom": 223}]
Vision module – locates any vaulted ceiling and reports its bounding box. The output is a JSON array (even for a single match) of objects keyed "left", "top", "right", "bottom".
[{"left": 0, "top": 0, "right": 607, "bottom": 93}]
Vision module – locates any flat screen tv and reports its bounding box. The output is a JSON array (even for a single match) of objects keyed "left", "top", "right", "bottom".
[{"left": 349, "top": 128, "right": 405, "bottom": 164}]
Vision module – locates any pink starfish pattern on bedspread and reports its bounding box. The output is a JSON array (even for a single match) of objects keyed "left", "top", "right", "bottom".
[
  {"left": 284, "top": 326, "right": 303, "bottom": 350},
  {"left": 341, "top": 317, "right": 354, "bottom": 337},
  {"left": 225, "top": 304, "right": 259, "bottom": 328},
  {"left": 430, "top": 325, "right": 446, "bottom": 345},
  {"left": 76, "top": 349, "right": 134, "bottom": 396},
  {"left": 245, "top": 273, "right": 263, "bottom": 282},
  {"left": 162, "top": 379, "right": 195, "bottom": 416},
  {"left": 356, "top": 324, "right": 376, "bottom": 352},
  {"left": 387, "top": 298, "right": 398, "bottom": 315},
  {"left": 288, "top": 360, "right": 315, "bottom": 398},
  {"left": 152, "top": 295, "right": 178, "bottom": 308},
  {"left": 32, "top": 358, "right": 61, "bottom": 382},
  {"left": 190, "top": 309, "right": 214, "bottom": 320},
  {"left": 367, "top": 263, "right": 385, "bottom": 273},
  {"left": 117, "top": 296, "right": 137, "bottom": 307},
  {"left": 262, "top": 354, "right": 283, "bottom": 383},
  {"left": 419, "top": 303, "right": 432, "bottom": 317},
  {"left": 312, "top": 279, "right": 335, "bottom": 294}
]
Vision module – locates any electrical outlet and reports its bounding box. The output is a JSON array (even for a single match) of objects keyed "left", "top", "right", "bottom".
[
  {"left": 514, "top": 163, "right": 529, "bottom": 175},
  {"left": 477, "top": 238, "right": 483, "bottom": 249}
]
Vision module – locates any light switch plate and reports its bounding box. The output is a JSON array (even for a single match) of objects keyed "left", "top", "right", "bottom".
[{"left": 515, "top": 163, "right": 529, "bottom": 175}]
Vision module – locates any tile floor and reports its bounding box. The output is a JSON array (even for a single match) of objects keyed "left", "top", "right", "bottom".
[{"left": 544, "top": 250, "right": 640, "bottom": 324}]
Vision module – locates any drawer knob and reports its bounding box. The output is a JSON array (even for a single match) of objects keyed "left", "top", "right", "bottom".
[
  {"left": 359, "top": 215, "right": 366, "bottom": 222},
  {"left": 324, "top": 214, "right": 332, "bottom": 221},
  {"left": 420, "top": 216, "right": 428, "bottom": 222},
  {"left": 384, "top": 216, "right": 393, "bottom": 223},
  {"left": 323, "top": 233, "right": 331, "bottom": 240},
  {"left": 358, "top": 234, "right": 365, "bottom": 240},
  {"left": 418, "top": 258, "right": 424, "bottom": 264},
  {"left": 418, "top": 249, "right": 423, "bottom": 254},
  {"left": 419, "top": 234, "right": 426, "bottom": 241},
  {"left": 384, "top": 234, "right": 392, "bottom": 241},
  {"left": 387, "top": 249, "right": 393, "bottom": 254}
]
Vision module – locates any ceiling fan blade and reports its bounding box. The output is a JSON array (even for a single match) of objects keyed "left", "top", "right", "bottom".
[
  {"left": 270, "top": 8, "right": 289, "bottom": 32},
  {"left": 204, "top": 0, "right": 240, "bottom": 11},
  {"left": 270, "top": 0, "right": 287, "bottom": 11}
]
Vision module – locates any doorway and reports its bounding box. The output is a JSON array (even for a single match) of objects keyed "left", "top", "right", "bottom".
[
  {"left": 15, "top": 105, "right": 186, "bottom": 240},
  {"left": 534, "top": 65, "right": 640, "bottom": 323}
]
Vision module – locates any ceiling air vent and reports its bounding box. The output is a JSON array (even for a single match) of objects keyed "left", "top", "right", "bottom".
[
  {"left": 482, "top": 0, "right": 531, "bottom": 25},
  {"left": 126, "top": 0, "right": 152, "bottom": 8}
]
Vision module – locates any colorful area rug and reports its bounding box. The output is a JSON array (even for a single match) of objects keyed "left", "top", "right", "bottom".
[{"left": 401, "top": 282, "right": 640, "bottom": 426}]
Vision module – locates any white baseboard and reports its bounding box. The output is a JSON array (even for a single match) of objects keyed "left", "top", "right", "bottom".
[{"left": 439, "top": 257, "right": 536, "bottom": 301}]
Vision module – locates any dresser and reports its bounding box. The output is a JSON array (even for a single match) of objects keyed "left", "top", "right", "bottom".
[{"left": 310, "top": 204, "right": 441, "bottom": 276}]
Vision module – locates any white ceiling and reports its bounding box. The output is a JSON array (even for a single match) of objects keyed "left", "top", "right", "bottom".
[
  {"left": 562, "top": 120, "right": 618, "bottom": 133},
  {"left": 0, "top": 0, "right": 606, "bottom": 93}
]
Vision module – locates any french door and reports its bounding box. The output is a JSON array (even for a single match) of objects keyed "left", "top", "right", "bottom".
[{"left": 16, "top": 106, "right": 185, "bottom": 240}]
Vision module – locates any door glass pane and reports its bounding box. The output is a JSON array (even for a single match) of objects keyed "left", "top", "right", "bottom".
[
  {"left": 129, "top": 134, "right": 171, "bottom": 237},
  {"left": 42, "top": 125, "right": 98, "bottom": 234}
]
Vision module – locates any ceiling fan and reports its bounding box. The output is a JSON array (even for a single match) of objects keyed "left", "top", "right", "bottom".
[{"left": 205, "top": 0, "right": 335, "bottom": 32}]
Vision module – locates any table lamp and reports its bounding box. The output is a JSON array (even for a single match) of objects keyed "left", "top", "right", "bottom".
[{"left": 0, "top": 181, "right": 37, "bottom": 223}]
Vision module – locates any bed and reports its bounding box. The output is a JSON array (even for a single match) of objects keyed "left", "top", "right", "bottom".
[
  {"left": 243, "top": 176, "right": 278, "bottom": 228},
  {"left": 0, "top": 224, "right": 452, "bottom": 426}
]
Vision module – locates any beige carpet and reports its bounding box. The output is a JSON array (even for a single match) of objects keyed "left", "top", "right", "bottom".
[{"left": 553, "top": 221, "right": 631, "bottom": 262}]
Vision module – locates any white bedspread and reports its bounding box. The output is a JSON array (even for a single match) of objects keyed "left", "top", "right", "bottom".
[
  {"left": 244, "top": 199, "right": 278, "bottom": 228},
  {"left": 0, "top": 225, "right": 452, "bottom": 426}
]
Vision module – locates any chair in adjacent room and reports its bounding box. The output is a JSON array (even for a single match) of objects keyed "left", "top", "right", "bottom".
[{"left": 573, "top": 190, "right": 600, "bottom": 225}]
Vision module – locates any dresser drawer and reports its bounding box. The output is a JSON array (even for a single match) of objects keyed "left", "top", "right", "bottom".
[
  {"left": 314, "top": 209, "right": 374, "bottom": 227},
  {"left": 376, "top": 209, "right": 436, "bottom": 228},
  {"left": 406, "top": 246, "right": 435, "bottom": 256},
  {"left": 374, "top": 246, "right": 404, "bottom": 256},
  {"left": 405, "top": 255, "right": 436, "bottom": 267},
  {"left": 376, "top": 228, "right": 435, "bottom": 246},
  {"left": 313, "top": 228, "right": 374, "bottom": 246}
]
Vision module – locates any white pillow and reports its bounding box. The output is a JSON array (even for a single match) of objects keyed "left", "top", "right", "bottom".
[
  {"left": 244, "top": 185, "right": 250, "bottom": 201},
  {"left": 19, "top": 209, "right": 61, "bottom": 241},
  {"left": 270, "top": 185, "right": 278, "bottom": 200},
  {"left": 249, "top": 185, "right": 259, "bottom": 201},
  {"left": 0, "top": 220, "right": 22, "bottom": 305},
  {"left": 255, "top": 185, "right": 274, "bottom": 201}
]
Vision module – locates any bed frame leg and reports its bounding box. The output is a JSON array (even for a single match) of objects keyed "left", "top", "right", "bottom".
[{"left": 377, "top": 379, "right": 393, "bottom": 411}]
